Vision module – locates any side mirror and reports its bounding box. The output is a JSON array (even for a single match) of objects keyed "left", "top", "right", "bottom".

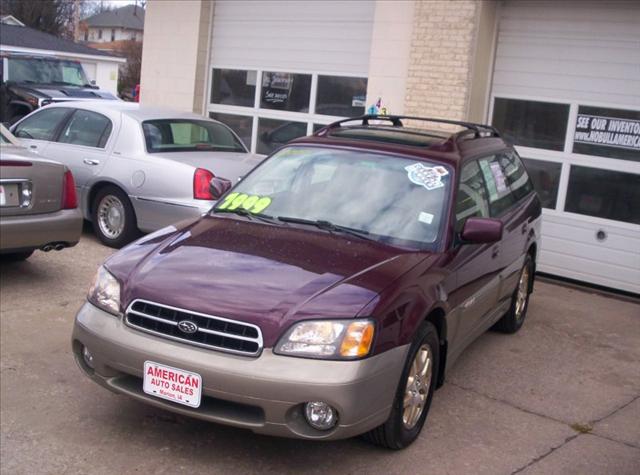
[
  {"left": 460, "top": 217, "right": 503, "bottom": 244},
  {"left": 209, "top": 176, "right": 232, "bottom": 200}
]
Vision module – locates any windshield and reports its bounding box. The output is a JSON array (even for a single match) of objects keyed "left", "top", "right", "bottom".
[
  {"left": 7, "top": 57, "right": 90, "bottom": 86},
  {"left": 214, "top": 146, "right": 452, "bottom": 248},
  {"left": 142, "top": 119, "right": 247, "bottom": 153}
]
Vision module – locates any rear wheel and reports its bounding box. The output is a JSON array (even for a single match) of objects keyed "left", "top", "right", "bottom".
[
  {"left": 492, "top": 255, "right": 533, "bottom": 334},
  {"left": 363, "top": 321, "right": 439, "bottom": 449},
  {"left": 91, "top": 186, "right": 139, "bottom": 248},
  {"left": 1, "top": 250, "right": 34, "bottom": 261}
]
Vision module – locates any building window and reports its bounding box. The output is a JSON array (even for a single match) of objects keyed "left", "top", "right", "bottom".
[
  {"left": 260, "top": 72, "right": 311, "bottom": 113},
  {"left": 111, "top": 29, "right": 115, "bottom": 41},
  {"left": 84, "top": 31, "right": 88, "bottom": 41},
  {"left": 316, "top": 75, "right": 367, "bottom": 117},
  {"left": 492, "top": 98, "right": 570, "bottom": 151},
  {"left": 98, "top": 29, "right": 103, "bottom": 40},
  {"left": 573, "top": 106, "right": 640, "bottom": 162},
  {"left": 257, "top": 118, "right": 307, "bottom": 155},
  {"left": 521, "top": 158, "right": 562, "bottom": 209},
  {"left": 565, "top": 166, "right": 640, "bottom": 224},
  {"left": 210, "top": 69, "right": 257, "bottom": 107},
  {"left": 209, "top": 112, "right": 253, "bottom": 150}
]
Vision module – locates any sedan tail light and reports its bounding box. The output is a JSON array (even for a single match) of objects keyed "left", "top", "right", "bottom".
[
  {"left": 193, "top": 168, "right": 214, "bottom": 200},
  {"left": 62, "top": 169, "right": 78, "bottom": 209}
]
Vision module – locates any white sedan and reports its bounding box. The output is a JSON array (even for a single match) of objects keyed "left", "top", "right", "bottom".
[{"left": 10, "top": 101, "right": 264, "bottom": 247}]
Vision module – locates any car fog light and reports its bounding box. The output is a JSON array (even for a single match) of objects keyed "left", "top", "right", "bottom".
[
  {"left": 304, "top": 401, "right": 338, "bottom": 431},
  {"left": 82, "top": 346, "right": 95, "bottom": 369}
]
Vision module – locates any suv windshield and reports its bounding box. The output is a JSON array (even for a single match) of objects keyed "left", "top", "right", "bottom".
[
  {"left": 214, "top": 146, "right": 452, "bottom": 248},
  {"left": 142, "top": 119, "right": 247, "bottom": 153},
  {"left": 7, "top": 57, "right": 90, "bottom": 86}
]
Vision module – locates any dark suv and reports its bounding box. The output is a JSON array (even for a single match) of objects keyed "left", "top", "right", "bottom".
[
  {"left": 72, "top": 115, "right": 541, "bottom": 449},
  {"left": 0, "top": 53, "right": 117, "bottom": 124}
]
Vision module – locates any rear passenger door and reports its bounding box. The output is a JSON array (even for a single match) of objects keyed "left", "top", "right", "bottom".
[
  {"left": 43, "top": 109, "right": 114, "bottom": 192},
  {"left": 478, "top": 152, "right": 534, "bottom": 304}
]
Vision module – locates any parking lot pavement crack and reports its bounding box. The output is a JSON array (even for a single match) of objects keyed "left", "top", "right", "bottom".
[
  {"left": 591, "top": 394, "right": 639, "bottom": 424},
  {"left": 510, "top": 433, "right": 581, "bottom": 475},
  {"left": 448, "top": 381, "right": 567, "bottom": 426},
  {"left": 588, "top": 431, "right": 640, "bottom": 450}
]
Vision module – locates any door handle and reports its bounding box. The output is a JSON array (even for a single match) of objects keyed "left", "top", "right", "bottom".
[
  {"left": 29, "top": 145, "right": 38, "bottom": 149},
  {"left": 83, "top": 158, "right": 100, "bottom": 166},
  {"left": 491, "top": 245, "right": 500, "bottom": 259},
  {"left": 521, "top": 223, "right": 528, "bottom": 235}
]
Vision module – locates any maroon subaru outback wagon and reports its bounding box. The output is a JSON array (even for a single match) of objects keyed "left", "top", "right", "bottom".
[{"left": 72, "top": 115, "right": 541, "bottom": 449}]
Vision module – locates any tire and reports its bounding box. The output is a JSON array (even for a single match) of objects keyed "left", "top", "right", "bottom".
[
  {"left": 363, "top": 321, "right": 440, "bottom": 449},
  {"left": 91, "top": 185, "right": 139, "bottom": 248},
  {"left": 492, "top": 255, "right": 533, "bottom": 334},
  {"left": 1, "top": 250, "right": 34, "bottom": 261}
]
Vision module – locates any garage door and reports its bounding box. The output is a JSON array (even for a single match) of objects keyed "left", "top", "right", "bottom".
[
  {"left": 206, "top": 0, "right": 375, "bottom": 154},
  {"left": 489, "top": 1, "right": 640, "bottom": 293}
]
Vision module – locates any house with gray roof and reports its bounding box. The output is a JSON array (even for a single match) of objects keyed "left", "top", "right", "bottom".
[{"left": 83, "top": 4, "right": 145, "bottom": 43}]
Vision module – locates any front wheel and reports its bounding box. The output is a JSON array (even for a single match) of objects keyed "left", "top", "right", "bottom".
[
  {"left": 363, "top": 321, "right": 440, "bottom": 449},
  {"left": 91, "top": 186, "right": 139, "bottom": 248}
]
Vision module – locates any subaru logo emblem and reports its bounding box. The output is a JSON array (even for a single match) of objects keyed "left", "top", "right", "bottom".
[{"left": 177, "top": 320, "right": 198, "bottom": 334}]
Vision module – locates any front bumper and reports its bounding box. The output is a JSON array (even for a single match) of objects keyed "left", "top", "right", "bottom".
[
  {"left": 72, "top": 302, "right": 409, "bottom": 440},
  {"left": 0, "top": 208, "right": 82, "bottom": 252}
]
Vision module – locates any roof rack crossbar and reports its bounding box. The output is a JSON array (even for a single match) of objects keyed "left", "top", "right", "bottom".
[{"left": 317, "top": 115, "right": 500, "bottom": 141}]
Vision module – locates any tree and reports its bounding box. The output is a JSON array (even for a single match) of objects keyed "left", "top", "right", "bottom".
[
  {"left": 0, "top": 0, "right": 75, "bottom": 38},
  {"left": 117, "top": 40, "right": 142, "bottom": 98}
]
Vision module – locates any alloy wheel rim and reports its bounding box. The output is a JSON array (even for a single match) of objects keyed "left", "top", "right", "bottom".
[
  {"left": 97, "top": 195, "right": 125, "bottom": 239},
  {"left": 402, "top": 343, "right": 433, "bottom": 429},
  {"left": 515, "top": 265, "right": 530, "bottom": 320}
]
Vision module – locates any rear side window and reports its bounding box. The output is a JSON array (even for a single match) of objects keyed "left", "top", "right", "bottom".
[
  {"left": 455, "top": 160, "right": 490, "bottom": 231},
  {"left": 478, "top": 155, "right": 516, "bottom": 217},
  {"left": 13, "top": 107, "right": 70, "bottom": 141},
  {"left": 58, "top": 110, "right": 112, "bottom": 148},
  {"left": 498, "top": 151, "right": 534, "bottom": 201},
  {"left": 142, "top": 119, "right": 246, "bottom": 153}
]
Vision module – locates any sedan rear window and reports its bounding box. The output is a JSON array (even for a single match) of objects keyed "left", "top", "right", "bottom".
[{"left": 142, "top": 119, "right": 246, "bottom": 154}]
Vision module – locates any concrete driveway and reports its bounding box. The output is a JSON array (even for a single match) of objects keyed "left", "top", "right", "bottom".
[{"left": 1, "top": 232, "right": 639, "bottom": 474}]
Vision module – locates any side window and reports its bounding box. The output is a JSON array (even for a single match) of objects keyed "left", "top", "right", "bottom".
[
  {"left": 478, "top": 155, "right": 516, "bottom": 216},
  {"left": 498, "top": 151, "right": 534, "bottom": 201},
  {"left": 58, "top": 110, "right": 112, "bottom": 148},
  {"left": 455, "top": 160, "right": 490, "bottom": 231},
  {"left": 13, "top": 108, "right": 70, "bottom": 141}
]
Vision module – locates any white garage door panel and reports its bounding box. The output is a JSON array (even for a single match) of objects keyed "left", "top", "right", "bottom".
[
  {"left": 211, "top": 0, "right": 374, "bottom": 74},
  {"left": 541, "top": 236, "right": 639, "bottom": 270},
  {"left": 494, "top": 58, "right": 637, "bottom": 81},
  {"left": 542, "top": 220, "right": 636, "bottom": 253}
]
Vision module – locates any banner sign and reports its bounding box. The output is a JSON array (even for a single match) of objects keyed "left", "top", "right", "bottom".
[{"left": 574, "top": 114, "right": 640, "bottom": 151}]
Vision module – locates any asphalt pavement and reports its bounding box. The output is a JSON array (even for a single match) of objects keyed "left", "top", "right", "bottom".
[{"left": 1, "top": 231, "right": 639, "bottom": 474}]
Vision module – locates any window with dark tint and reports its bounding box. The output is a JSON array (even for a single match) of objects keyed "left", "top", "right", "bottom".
[
  {"left": 573, "top": 106, "right": 640, "bottom": 162},
  {"left": 497, "top": 151, "right": 534, "bottom": 201},
  {"left": 209, "top": 112, "right": 253, "bottom": 150},
  {"left": 210, "top": 69, "right": 257, "bottom": 107},
  {"left": 260, "top": 72, "right": 311, "bottom": 112},
  {"left": 316, "top": 75, "right": 367, "bottom": 116},
  {"left": 257, "top": 118, "right": 307, "bottom": 155},
  {"left": 456, "top": 160, "right": 490, "bottom": 231},
  {"left": 492, "top": 98, "right": 569, "bottom": 151},
  {"left": 13, "top": 107, "right": 70, "bottom": 141},
  {"left": 478, "top": 155, "right": 516, "bottom": 216},
  {"left": 565, "top": 166, "right": 640, "bottom": 225},
  {"left": 58, "top": 110, "right": 112, "bottom": 148},
  {"left": 522, "top": 158, "right": 561, "bottom": 209},
  {"left": 142, "top": 119, "right": 245, "bottom": 153}
]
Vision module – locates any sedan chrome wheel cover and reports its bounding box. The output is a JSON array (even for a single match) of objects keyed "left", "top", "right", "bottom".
[
  {"left": 515, "top": 265, "right": 530, "bottom": 320},
  {"left": 403, "top": 343, "right": 433, "bottom": 429},
  {"left": 97, "top": 195, "right": 125, "bottom": 239}
]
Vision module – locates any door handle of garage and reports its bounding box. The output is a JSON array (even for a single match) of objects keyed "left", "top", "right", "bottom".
[
  {"left": 491, "top": 246, "right": 500, "bottom": 258},
  {"left": 83, "top": 159, "right": 100, "bottom": 166}
]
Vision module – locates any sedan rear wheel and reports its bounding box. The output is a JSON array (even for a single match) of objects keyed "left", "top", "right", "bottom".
[{"left": 92, "top": 186, "right": 139, "bottom": 248}]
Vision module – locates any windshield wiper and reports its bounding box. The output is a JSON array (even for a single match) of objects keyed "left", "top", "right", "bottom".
[
  {"left": 277, "top": 216, "right": 375, "bottom": 241},
  {"left": 212, "top": 207, "right": 280, "bottom": 224}
]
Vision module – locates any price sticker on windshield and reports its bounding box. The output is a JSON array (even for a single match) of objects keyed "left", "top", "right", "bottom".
[{"left": 218, "top": 192, "right": 272, "bottom": 214}]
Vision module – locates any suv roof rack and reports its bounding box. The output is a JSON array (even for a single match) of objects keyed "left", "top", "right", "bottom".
[{"left": 317, "top": 115, "right": 501, "bottom": 141}]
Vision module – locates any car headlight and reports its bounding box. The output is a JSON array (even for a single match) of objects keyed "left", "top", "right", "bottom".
[
  {"left": 87, "top": 266, "right": 121, "bottom": 315},
  {"left": 274, "top": 319, "right": 375, "bottom": 359}
]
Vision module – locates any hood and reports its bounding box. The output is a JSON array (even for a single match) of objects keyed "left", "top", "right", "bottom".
[
  {"left": 151, "top": 151, "right": 265, "bottom": 183},
  {"left": 11, "top": 83, "right": 117, "bottom": 100},
  {"left": 106, "top": 216, "right": 427, "bottom": 346}
]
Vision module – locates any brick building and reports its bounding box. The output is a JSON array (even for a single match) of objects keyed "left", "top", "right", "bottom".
[{"left": 139, "top": 0, "right": 639, "bottom": 293}]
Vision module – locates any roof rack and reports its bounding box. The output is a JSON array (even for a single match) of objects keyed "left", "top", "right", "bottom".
[{"left": 317, "top": 115, "right": 501, "bottom": 140}]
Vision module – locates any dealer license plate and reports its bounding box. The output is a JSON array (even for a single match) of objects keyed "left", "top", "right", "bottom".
[
  {"left": 0, "top": 184, "right": 20, "bottom": 207},
  {"left": 143, "top": 361, "right": 202, "bottom": 408}
]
